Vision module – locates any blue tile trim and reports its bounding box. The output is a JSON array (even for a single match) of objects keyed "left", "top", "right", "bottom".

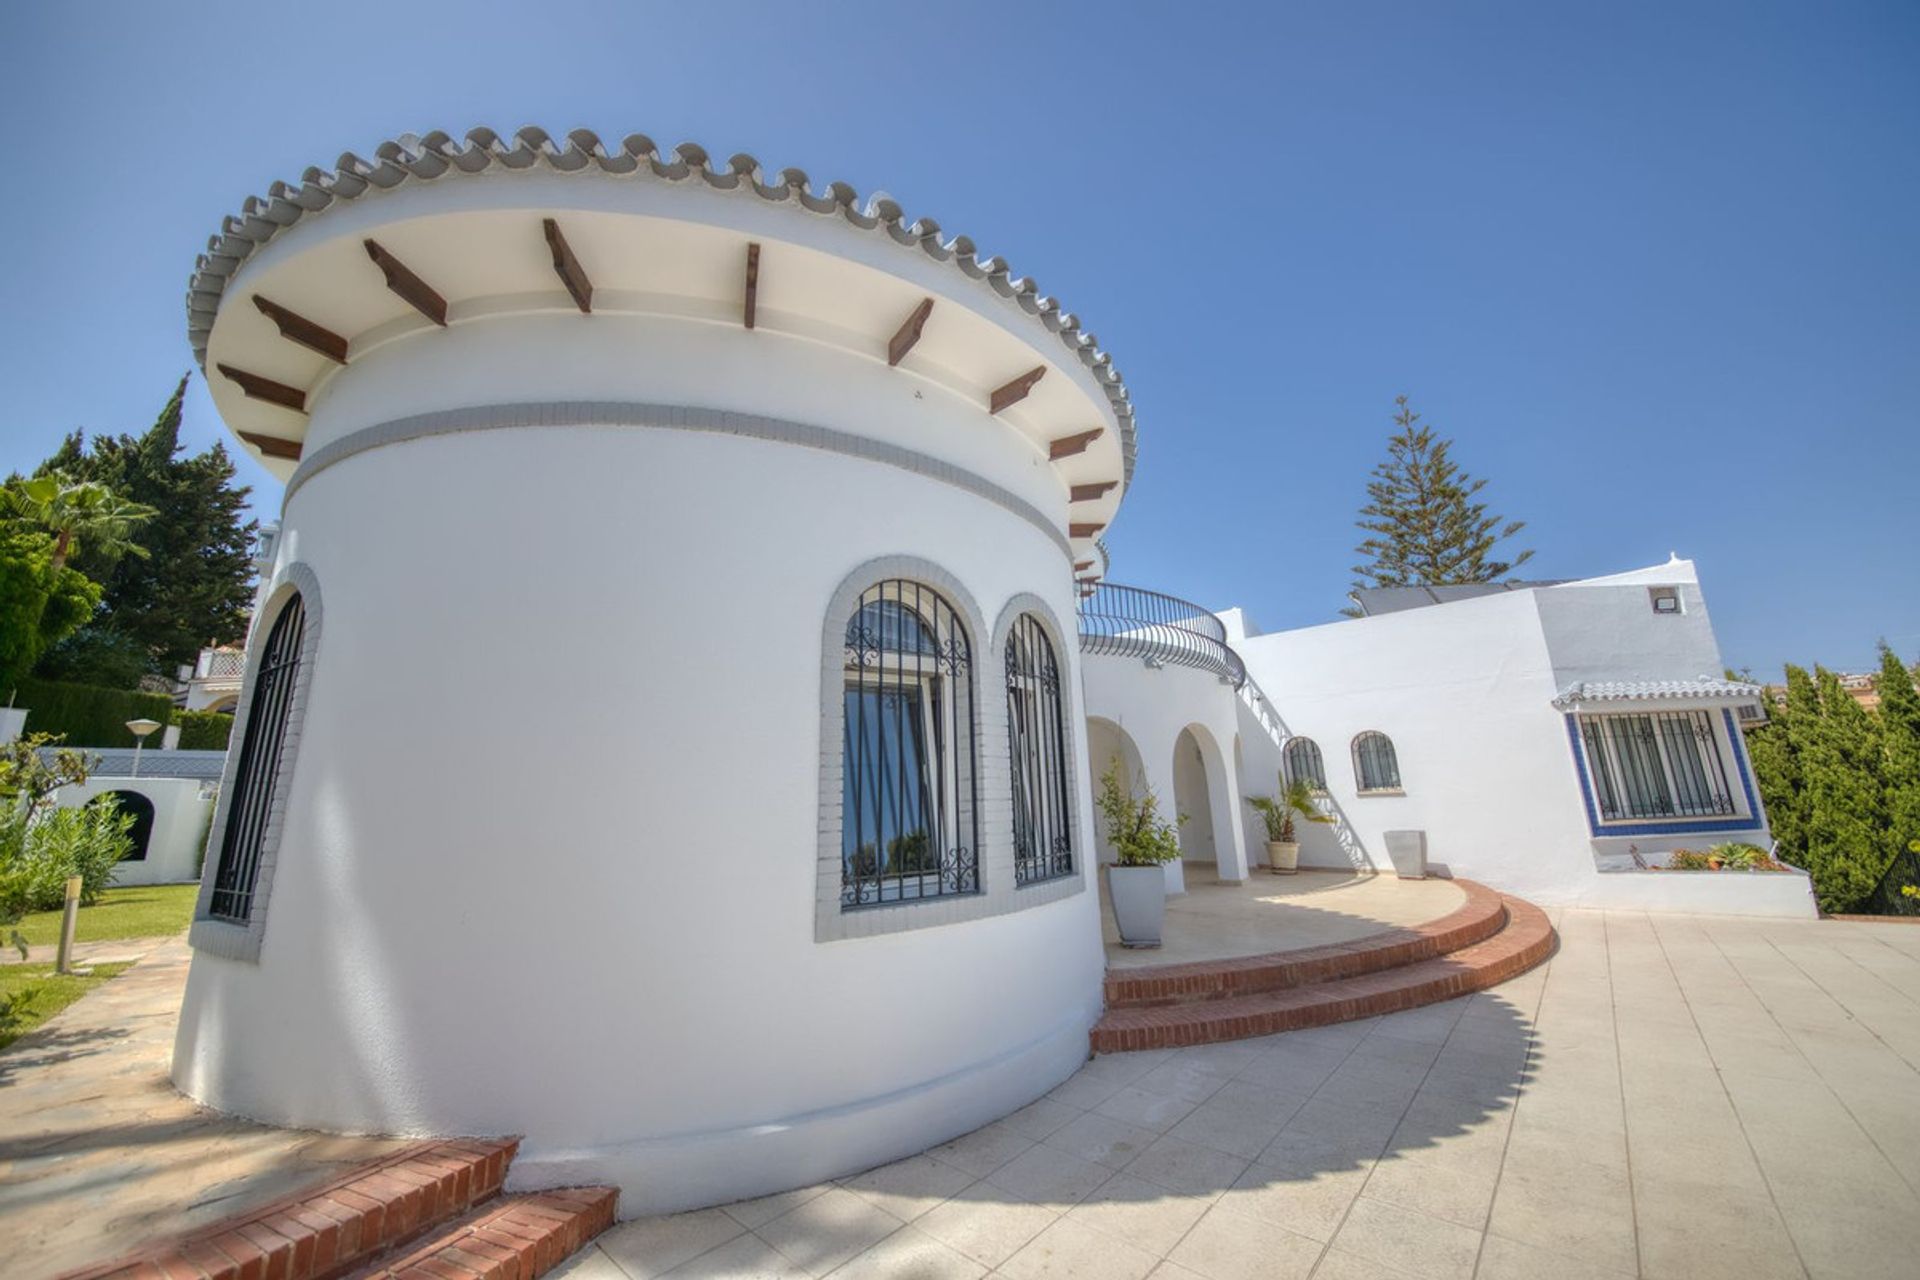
[{"left": 1566, "top": 711, "right": 1766, "bottom": 838}]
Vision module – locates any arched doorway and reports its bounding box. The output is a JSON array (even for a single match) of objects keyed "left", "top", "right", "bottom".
[
  {"left": 92, "top": 790, "right": 156, "bottom": 862},
  {"left": 1173, "top": 727, "right": 1216, "bottom": 871},
  {"left": 1085, "top": 717, "right": 1146, "bottom": 866}
]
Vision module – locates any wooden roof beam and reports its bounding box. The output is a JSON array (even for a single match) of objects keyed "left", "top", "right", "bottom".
[
  {"left": 744, "top": 243, "right": 760, "bottom": 329},
  {"left": 237, "top": 430, "right": 303, "bottom": 461},
  {"left": 1068, "top": 522, "right": 1106, "bottom": 539},
  {"left": 543, "top": 218, "right": 592, "bottom": 313},
  {"left": 990, "top": 366, "right": 1046, "bottom": 415},
  {"left": 252, "top": 296, "right": 347, "bottom": 364},
  {"left": 1048, "top": 428, "right": 1103, "bottom": 460},
  {"left": 887, "top": 298, "right": 934, "bottom": 366},
  {"left": 216, "top": 364, "right": 306, "bottom": 413},
  {"left": 1074, "top": 560, "right": 1094, "bottom": 571},
  {"left": 364, "top": 239, "right": 448, "bottom": 326},
  {"left": 1070, "top": 481, "right": 1120, "bottom": 503}
]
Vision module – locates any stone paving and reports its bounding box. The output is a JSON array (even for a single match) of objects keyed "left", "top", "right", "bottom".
[
  {"left": 8, "top": 910, "right": 1920, "bottom": 1279},
  {"left": 0, "top": 937, "right": 405, "bottom": 1280},
  {"left": 562, "top": 909, "right": 1920, "bottom": 1279}
]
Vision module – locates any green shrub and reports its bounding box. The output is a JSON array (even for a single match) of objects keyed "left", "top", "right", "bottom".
[
  {"left": 1710, "top": 841, "right": 1766, "bottom": 870},
  {"left": 1667, "top": 849, "right": 1712, "bottom": 870},
  {"left": 2, "top": 800, "right": 134, "bottom": 909},
  {"left": 1093, "top": 758, "right": 1184, "bottom": 867},
  {"left": 12, "top": 677, "right": 174, "bottom": 748},
  {"left": 173, "top": 709, "right": 234, "bottom": 751}
]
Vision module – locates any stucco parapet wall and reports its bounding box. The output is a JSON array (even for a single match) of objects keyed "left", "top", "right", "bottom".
[
  {"left": 1553, "top": 677, "right": 1766, "bottom": 709},
  {"left": 285, "top": 402, "right": 1072, "bottom": 560},
  {"left": 187, "top": 127, "right": 1137, "bottom": 484}
]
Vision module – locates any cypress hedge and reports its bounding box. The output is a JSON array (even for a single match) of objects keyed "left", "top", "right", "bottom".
[
  {"left": 12, "top": 677, "right": 176, "bottom": 748},
  {"left": 172, "top": 709, "right": 234, "bottom": 751}
]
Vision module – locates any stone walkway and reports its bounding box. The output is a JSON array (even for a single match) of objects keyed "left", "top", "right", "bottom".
[
  {"left": 9, "top": 911, "right": 1920, "bottom": 1279},
  {"left": 0, "top": 937, "right": 405, "bottom": 1280},
  {"left": 563, "top": 909, "right": 1920, "bottom": 1279},
  {"left": 1103, "top": 871, "right": 1468, "bottom": 969}
]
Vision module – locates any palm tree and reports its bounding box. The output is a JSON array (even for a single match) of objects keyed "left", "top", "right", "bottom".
[{"left": 4, "top": 473, "right": 155, "bottom": 572}]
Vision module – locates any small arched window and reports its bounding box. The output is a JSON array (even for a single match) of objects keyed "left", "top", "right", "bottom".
[
  {"left": 1352, "top": 731, "right": 1402, "bottom": 794},
  {"left": 842, "top": 579, "right": 979, "bottom": 908},
  {"left": 209, "top": 592, "right": 306, "bottom": 922},
  {"left": 1283, "top": 737, "right": 1327, "bottom": 791},
  {"left": 1006, "top": 614, "right": 1073, "bottom": 886}
]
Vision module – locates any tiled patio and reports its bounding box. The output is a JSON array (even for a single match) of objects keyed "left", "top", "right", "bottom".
[
  {"left": 9, "top": 910, "right": 1920, "bottom": 1278},
  {"left": 1102, "top": 870, "right": 1468, "bottom": 969},
  {"left": 564, "top": 909, "right": 1920, "bottom": 1279}
]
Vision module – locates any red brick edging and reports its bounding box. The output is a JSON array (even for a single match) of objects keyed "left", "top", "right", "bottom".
[
  {"left": 60, "top": 1137, "right": 521, "bottom": 1280},
  {"left": 1105, "top": 878, "right": 1512, "bottom": 1009},
  {"left": 361, "top": 1187, "right": 619, "bottom": 1280},
  {"left": 1091, "top": 893, "right": 1557, "bottom": 1053}
]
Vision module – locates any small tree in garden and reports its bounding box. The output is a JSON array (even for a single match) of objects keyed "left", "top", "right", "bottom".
[
  {"left": 1093, "top": 759, "right": 1183, "bottom": 866},
  {"left": 1348, "top": 396, "right": 1533, "bottom": 607}
]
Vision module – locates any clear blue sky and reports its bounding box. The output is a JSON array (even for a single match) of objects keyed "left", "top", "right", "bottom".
[{"left": 3, "top": 2, "right": 1914, "bottom": 678}]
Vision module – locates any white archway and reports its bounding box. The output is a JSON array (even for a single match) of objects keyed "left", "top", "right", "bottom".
[
  {"left": 1086, "top": 716, "right": 1147, "bottom": 867},
  {"left": 1174, "top": 721, "right": 1251, "bottom": 883}
]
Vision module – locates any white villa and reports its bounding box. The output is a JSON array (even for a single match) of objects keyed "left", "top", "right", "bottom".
[{"left": 160, "top": 126, "right": 1812, "bottom": 1224}]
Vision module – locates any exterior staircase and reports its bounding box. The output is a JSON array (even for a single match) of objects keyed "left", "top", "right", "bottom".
[
  {"left": 1091, "top": 878, "right": 1555, "bottom": 1053},
  {"left": 62, "top": 1137, "right": 617, "bottom": 1280}
]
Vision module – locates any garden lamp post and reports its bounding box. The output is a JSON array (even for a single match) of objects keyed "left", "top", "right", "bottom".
[{"left": 125, "top": 717, "right": 161, "bottom": 778}]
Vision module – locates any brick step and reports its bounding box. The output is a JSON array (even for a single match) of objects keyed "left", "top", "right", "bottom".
[
  {"left": 1105, "top": 878, "right": 1513, "bottom": 1010},
  {"left": 1091, "top": 894, "right": 1556, "bottom": 1053},
  {"left": 350, "top": 1187, "right": 619, "bottom": 1280},
  {"left": 62, "top": 1137, "right": 530, "bottom": 1280}
]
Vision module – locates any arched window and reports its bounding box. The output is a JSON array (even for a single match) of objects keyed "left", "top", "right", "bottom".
[
  {"left": 209, "top": 592, "right": 306, "bottom": 922},
  {"left": 1283, "top": 737, "right": 1327, "bottom": 791},
  {"left": 1006, "top": 614, "right": 1073, "bottom": 886},
  {"left": 1352, "top": 731, "right": 1402, "bottom": 794},
  {"left": 92, "top": 790, "right": 156, "bottom": 861},
  {"left": 841, "top": 579, "right": 978, "bottom": 908}
]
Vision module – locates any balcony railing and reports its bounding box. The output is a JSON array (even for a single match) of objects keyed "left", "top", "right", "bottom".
[{"left": 1077, "top": 581, "right": 1246, "bottom": 688}]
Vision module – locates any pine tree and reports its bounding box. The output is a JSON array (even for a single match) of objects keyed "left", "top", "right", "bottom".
[
  {"left": 37, "top": 377, "right": 256, "bottom": 675},
  {"left": 1799, "top": 666, "right": 1889, "bottom": 912},
  {"left": 1349, "top": 397, "right": 1533, "bottom": 601},
  {"left": 1876, "top": 643, "right": 1920, "bottom": 855}
]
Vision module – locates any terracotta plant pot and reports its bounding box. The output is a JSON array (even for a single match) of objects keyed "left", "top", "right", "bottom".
[
  {"left": 1267, "top": 840, "right": 1300, "bottom": 874},
  {"left": 1108, "top": 864, "right": 1167, "bottom": 948}
]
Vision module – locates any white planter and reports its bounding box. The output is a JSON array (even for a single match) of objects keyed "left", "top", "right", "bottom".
[
  {"left": 1267, "top": 840, "right": 1300, "bottom": 874},
  {"left": 1109, "top": 864, "right": 1168, "bottom": 948},
  {"left": 1385, "top": 829, "right": 1427, "bottom": 880}
]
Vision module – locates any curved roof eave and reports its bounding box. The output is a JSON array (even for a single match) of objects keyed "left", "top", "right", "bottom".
[{"left": 185, "top": 126, "right": 1140, "bottom": 486}]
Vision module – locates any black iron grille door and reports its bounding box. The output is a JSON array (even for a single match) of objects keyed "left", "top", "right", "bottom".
[
  {"left": 1007, "top": 614, "right": 1074, "bottom": 886},
  {"left": 209, "top": 594, "right": 306, "bottom": 922},
  {"left": 841, "top": 580, "right": 979, "bottom": 908}
]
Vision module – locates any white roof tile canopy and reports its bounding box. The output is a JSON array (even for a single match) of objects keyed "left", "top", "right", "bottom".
[
  {"left": 186, "top": 127, "right": 1139, "bottom": 528},
  {"left": 1552, "top": 678, "right": 1766, "bottom": 709}
]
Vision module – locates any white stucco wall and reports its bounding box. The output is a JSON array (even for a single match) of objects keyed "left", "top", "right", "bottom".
[
  {"left": 57, "top": 776, "right": 212, "bottom": 887},
  {"left": 174, "top": 296, "right": 1110, "bottom": 1213}
]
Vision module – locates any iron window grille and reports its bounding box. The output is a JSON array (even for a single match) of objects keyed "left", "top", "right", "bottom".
[
  {"left": 1578, "top": 709, "right": 1737, "bottom": 821},
  {"left": 1352, "top": 731, "right": 1402, "bottom": 793},
  {"left": 1006, "top": 614, "right": 1074, "bottom": 886},
  {"left": 1283, "top": 737, "right": 1328, "bottom": 791},
  {"left": 841, "top": 580, "right": 979, "bottom": 908},
  {"left": 208, "top": 593, "right": 306, "bottom": 923}
]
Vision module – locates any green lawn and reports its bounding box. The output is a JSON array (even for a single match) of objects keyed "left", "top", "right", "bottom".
[
  {"left": 13, "top": 883, "right": 199, "bottom": 948},
  {"left": 0, "top": 962, "right": 132, "bottom": 1051}
]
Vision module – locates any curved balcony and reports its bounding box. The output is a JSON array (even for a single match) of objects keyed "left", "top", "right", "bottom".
[{"left": 1077, "top": 581, "right": 1246, "bottom": 688}]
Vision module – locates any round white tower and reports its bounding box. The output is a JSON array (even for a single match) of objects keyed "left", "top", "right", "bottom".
[{"left": 171, "top": 128, "right": 1136, "bottom": 1213}]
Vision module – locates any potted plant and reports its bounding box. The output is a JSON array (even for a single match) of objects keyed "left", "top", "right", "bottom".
[
  {"left": 1244, "top": 777, "right": 1333, "bottom": 874},
  {"left": 1093, "top": 759, "right": 1183, "bottom": 948}
]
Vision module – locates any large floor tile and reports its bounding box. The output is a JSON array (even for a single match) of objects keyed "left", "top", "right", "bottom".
[
  {"left": 913, "top": 1187, "right": 1059, "bottom": 1268},
  {"left": 998, "top": 1216, "right": 1162, "bottom": 1280},
  {"left": 837, "top": 1152, "right": 978, "bottom": 1221},
  {"left": 1165, "top": 1203, "right": 1323, "bottom": 1280},
  {"left": 985, "top": 1142, "right": 1115, "bottom": 1208},
  {"left": 1045, "top": 1108, "right": 1162, "bottom": 1168},
  {"left": 754, "top": 1187, "right": 903, "bottom": 1276},
  {"left": 1331, "top": 1196, "right": 1482, "bottom": 1280},
  {"left": 1124, "top": 1134, "right": 1253, "bottom": 1199},
  {"left": 598, "top": 1207, "right": 747, "bottom": 1278},
  {"left": 826, "top": 1224, "right": 985, "bottom": 1280},
  {"left": 1064, "top": 1172, "right": 1212, "bottom": 1256}
]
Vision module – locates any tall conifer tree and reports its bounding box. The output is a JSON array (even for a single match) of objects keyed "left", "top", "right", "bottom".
[
  {"left": 1876, "top": 643, "right": 1920, "bottom": 854},
  {"left": 1349, "top": 397, "right": 1533, "bottom": 602},
  {"left": 36, "top": 376, "right": 256, "bottom": 676},
  {"left": 1799, "top": 666, "right": 1888, "bottom": 911}
]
